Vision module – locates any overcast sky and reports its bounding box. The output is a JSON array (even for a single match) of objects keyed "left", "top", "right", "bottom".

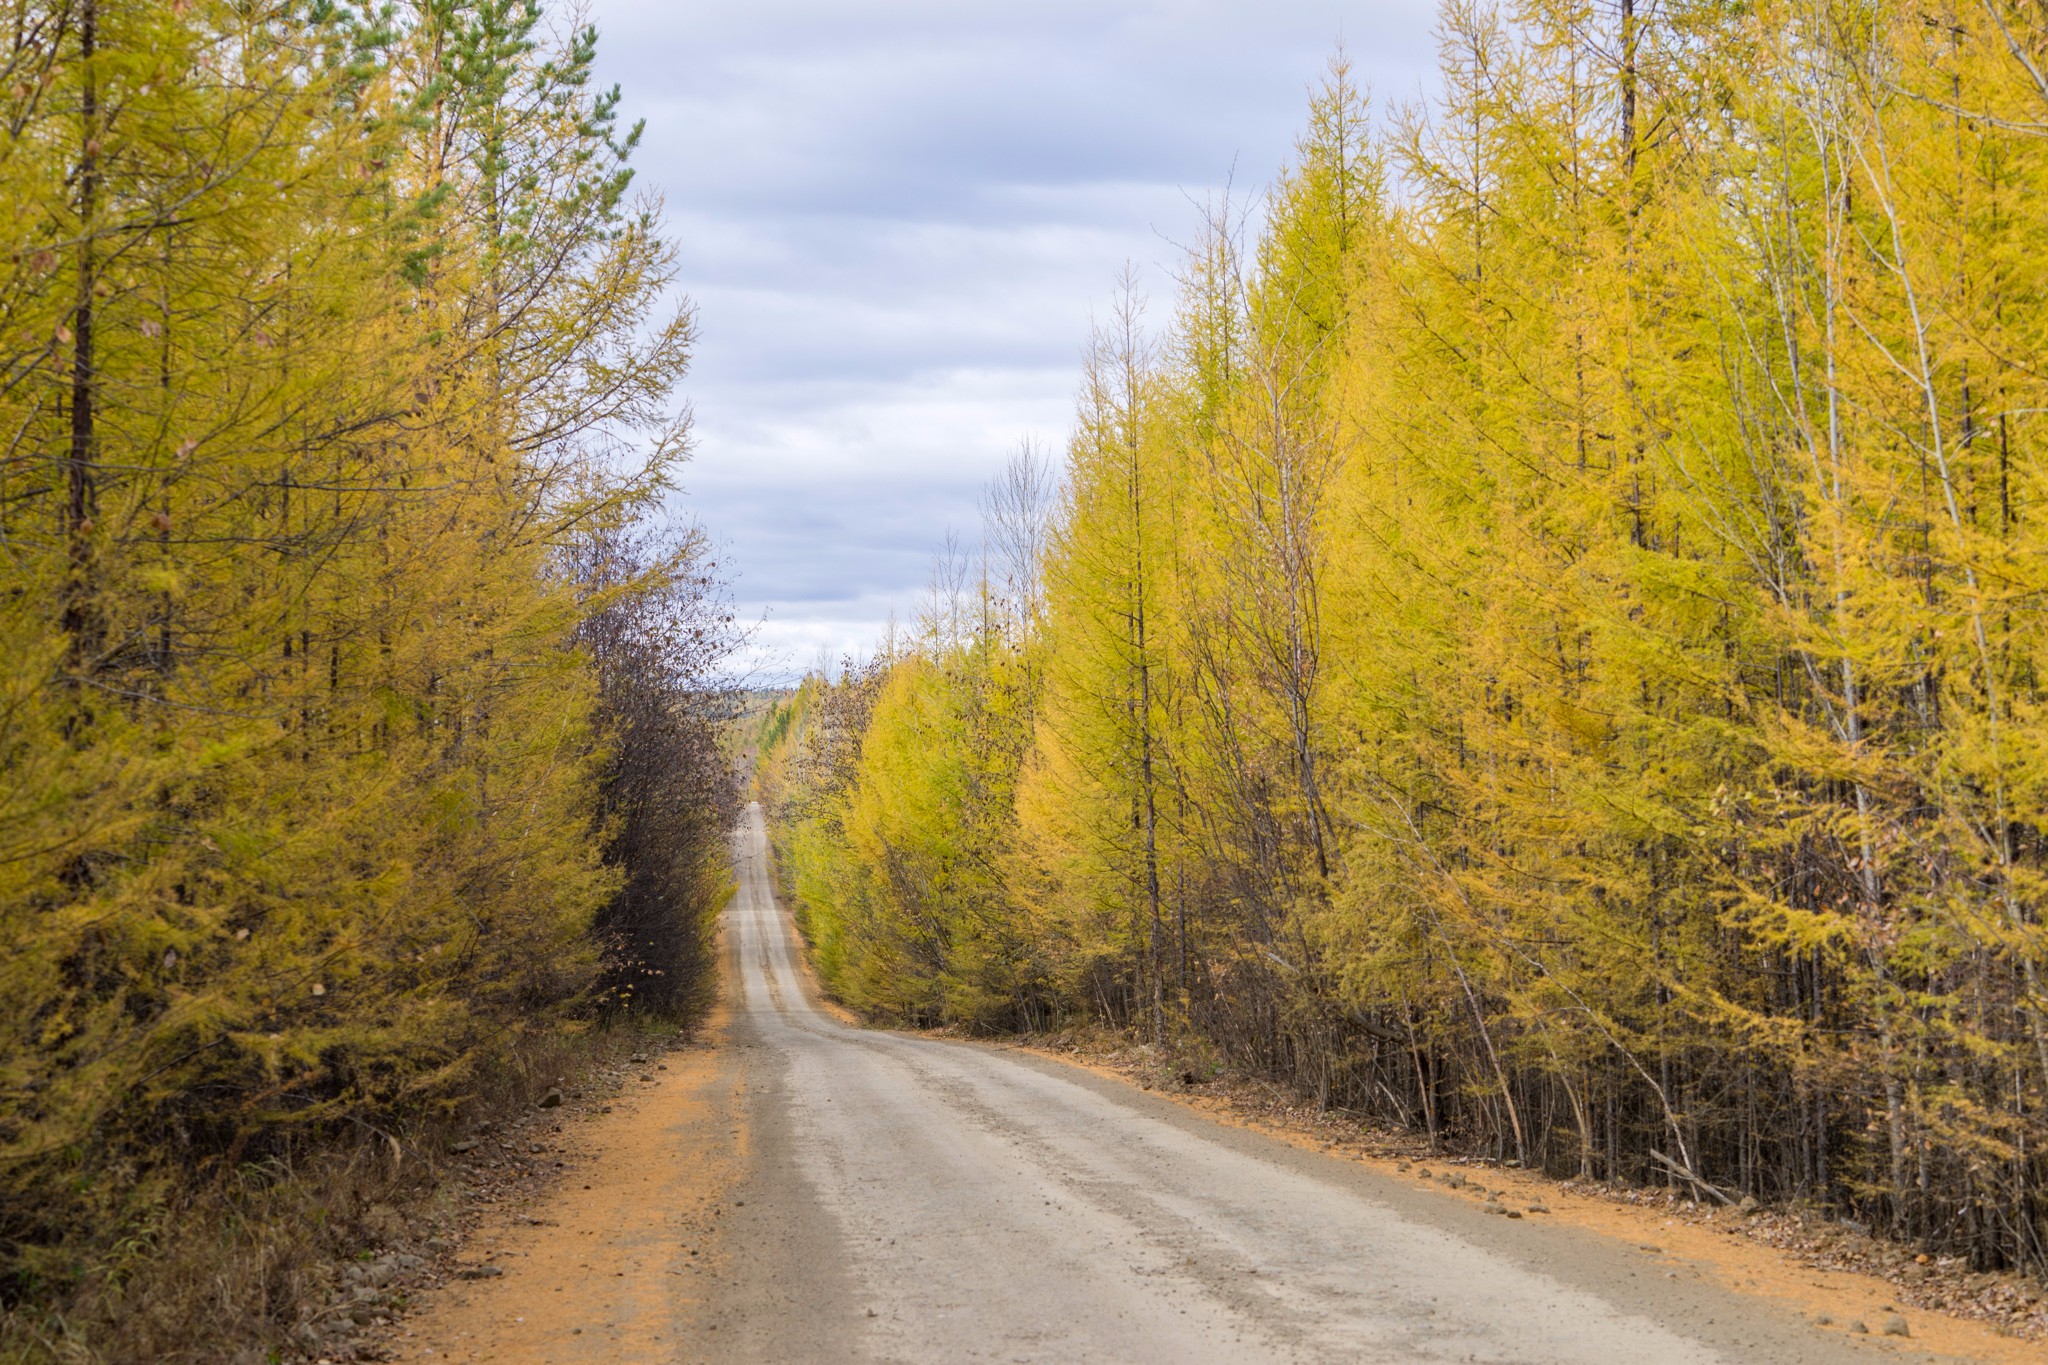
[{"left": 587, "top": 1, "right": 1441, "bottom": 683}]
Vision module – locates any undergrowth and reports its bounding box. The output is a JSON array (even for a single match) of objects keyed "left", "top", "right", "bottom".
[{"left": 0, "top": 1019, "right": 679, "bottom": 1365}]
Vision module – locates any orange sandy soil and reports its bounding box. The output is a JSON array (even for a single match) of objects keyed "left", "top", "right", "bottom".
[
  {"left": 380, "top": 993, "right": 744, "bottom": 1363},
  {"left": 1007, "top": 1038, "right": 2045, "bottom": 1364},
  {"left": 379, "top": 911, "right": 830, "bottom": 1365}
]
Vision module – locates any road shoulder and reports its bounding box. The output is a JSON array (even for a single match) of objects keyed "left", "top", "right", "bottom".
[
  {"left": 988, "top": 1035, "right": 2040, "bottom": 1365},
  {"left": 387, "top": 977, "right": 744, "bottom": 1362}
]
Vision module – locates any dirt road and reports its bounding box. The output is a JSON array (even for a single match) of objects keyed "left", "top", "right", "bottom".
[
  {"left": 406, "top": 807, "right": 1986, "bottom": 1363},
  {"left": 707, "top": 804, "right": 1947, "bottom": 1365}
]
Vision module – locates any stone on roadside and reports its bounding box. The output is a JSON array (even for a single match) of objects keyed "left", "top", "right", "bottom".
[
  {"left": 458, "top": 1264, "right": 504, "bottom": 1280},
  {"left": 450, "top": 1139, "right": 479, "bottom": 1154},
  {"left": 1882, "top": 1315, "right": 1909, "bottom": 1337},
  {"left": 1847, "top": 1318, "right": 1868, "bottom": 1333},
  {"left": 538, "top": 1087, "right": 564, "bottom": 1109}
]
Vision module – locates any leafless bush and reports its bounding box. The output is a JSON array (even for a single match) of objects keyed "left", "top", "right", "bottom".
[{"left": 572, "top": 522, "right": 745, "bottom": 1019}]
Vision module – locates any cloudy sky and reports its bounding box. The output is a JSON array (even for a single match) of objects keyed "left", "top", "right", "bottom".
[{"left": 587, "top": 1, "right": 1440, "bottom": 682}]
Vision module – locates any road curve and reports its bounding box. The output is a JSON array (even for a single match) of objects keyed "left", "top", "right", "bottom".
[{"left": 713, "top": 805, "right": 1928, "bottom": 1364}]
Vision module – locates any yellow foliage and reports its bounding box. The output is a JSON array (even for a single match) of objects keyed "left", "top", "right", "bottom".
[
  {"left": 769, "top": 1, "right": 2048, "bottom": 1270},
  {"left": 0, "top": 0, "right": 702, "bottom": 1285}
]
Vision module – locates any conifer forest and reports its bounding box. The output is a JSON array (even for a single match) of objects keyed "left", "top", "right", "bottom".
[
  {"left": 764, "top": 0, "right": 2048, "bottom": 1284},
  {"left": 14, "top": 0, "right": 2048, "bottom": 1358},
  {"left": 0, "top": 0, "right": 737, "bottom": 1353}
]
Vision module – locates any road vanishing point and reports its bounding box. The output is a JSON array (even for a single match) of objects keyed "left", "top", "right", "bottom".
[{"left": 702, "top": 803, "right": 1923, "bottom": 1364}]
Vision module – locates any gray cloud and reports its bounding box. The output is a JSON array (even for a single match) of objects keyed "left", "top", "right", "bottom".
[{"left": 590, "top": 0, "right": 1440, "bottom": 681}]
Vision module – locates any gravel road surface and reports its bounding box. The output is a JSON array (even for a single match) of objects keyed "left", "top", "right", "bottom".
[{"left": 715, "top": 804, "right": 1939, "bottom": 1363}]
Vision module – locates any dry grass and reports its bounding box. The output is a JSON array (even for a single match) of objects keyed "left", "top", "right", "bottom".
[{"left": 0, "top": 1019, "right": 683, "bottom": 1365}]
